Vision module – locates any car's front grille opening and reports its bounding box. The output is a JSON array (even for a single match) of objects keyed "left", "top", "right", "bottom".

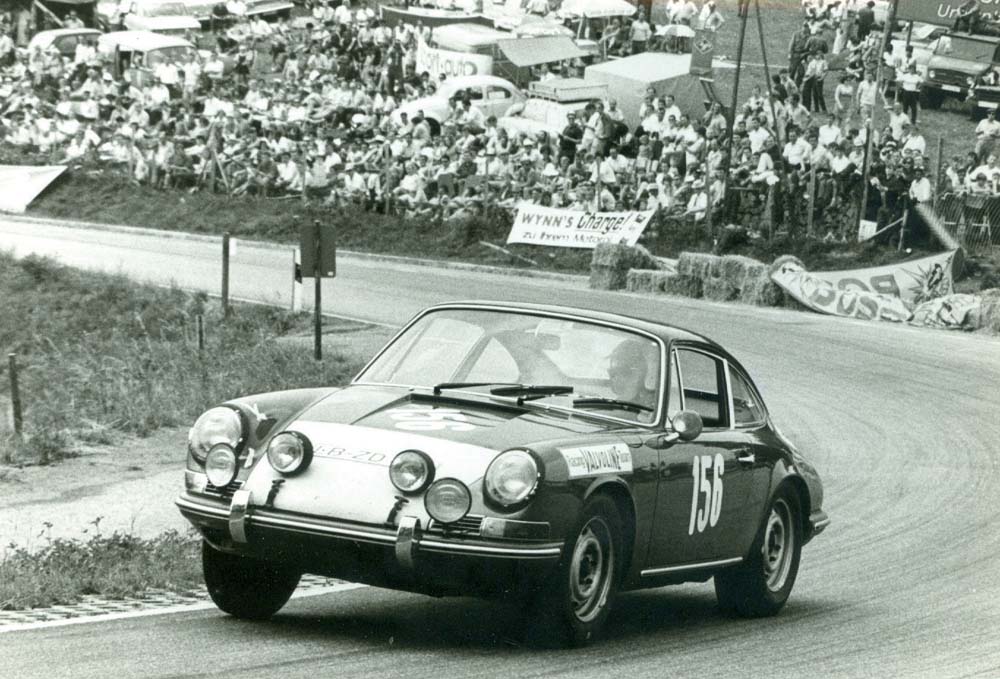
[
  {"left": 204, "top": 479, "right": 243, "bottom": 501},
  {"left": 427, "top": 514, "right": 484, "bottom": 537}
]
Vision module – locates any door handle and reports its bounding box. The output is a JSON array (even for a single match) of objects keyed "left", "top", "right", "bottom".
[{"left": 736, "top": 450, "right": 755, "bottom": 465}]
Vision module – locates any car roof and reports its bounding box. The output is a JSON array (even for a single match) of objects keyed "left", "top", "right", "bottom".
[
  {"left": 424, "top": 301, "right": 726, "bottom": 352},
  {"left": 29, "top": 28, "right": 101, "bottom": 45},
  {"left": 98, "top": 30, "right": 194, "bottom": 51},
  {"left": 440, "top": 75, "right": 518, "bottom": 91}
]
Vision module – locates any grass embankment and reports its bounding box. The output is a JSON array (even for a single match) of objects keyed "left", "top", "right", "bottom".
[
  {"left": 0, "top": 252, "right": 359, "bottom": 463},
  {"left": 0, "top": 530, "right": 201, "bottom": 611}
]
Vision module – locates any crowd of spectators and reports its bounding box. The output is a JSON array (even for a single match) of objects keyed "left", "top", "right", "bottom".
[{"left": 0, "top": 0, "right": 968, "bottom": 244}]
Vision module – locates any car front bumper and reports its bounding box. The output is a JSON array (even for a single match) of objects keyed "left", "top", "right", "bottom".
[{"left": 176, "top": 491, "right": 564, "bottom": 597}]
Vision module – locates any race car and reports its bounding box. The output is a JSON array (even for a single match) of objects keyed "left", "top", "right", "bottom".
[{"left": 177, "top": 301, "right": 828, "bottom": 645}]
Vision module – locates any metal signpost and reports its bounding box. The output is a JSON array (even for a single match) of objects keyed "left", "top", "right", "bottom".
[{"left": 299, "top": 220, "right": 337, "bottom": 361}]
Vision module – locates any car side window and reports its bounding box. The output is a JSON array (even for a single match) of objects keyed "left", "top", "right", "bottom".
[
  {"left": 460, "top": 87, "right": 484, "bottom": 101},
  {"left": 487, "top": 86, "right": 512, "bottom": 100},
  {"left": 728, "top": 365, "right": 765, "bottom": 427},
  {"left": 675, "top": 349, "right": 725, "bottom": 428}
]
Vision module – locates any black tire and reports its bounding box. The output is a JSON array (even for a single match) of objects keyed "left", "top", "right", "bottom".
[
  {"left": 922, "top": 90, "right": 944, "bottom": 110},
  {"left": 714, "top": 486, "right": 802, "bottom": 618},
  {"left": 202, "top": 541, "right": 301, "bottom": 620},
  {"left": 526, "top": 495, "right": 623, "bottom": 647}
]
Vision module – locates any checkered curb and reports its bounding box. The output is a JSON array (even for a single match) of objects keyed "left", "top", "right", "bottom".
[{"left": 0, "top": 574, "right": 345, "bottom": 631}]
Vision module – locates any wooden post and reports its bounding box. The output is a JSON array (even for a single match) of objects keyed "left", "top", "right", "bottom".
[
  {"left": 933, "top": 135, "right": 944, "bottom": 213},
  {"left": 197, "top": 314, "right": 205, "bottom": 355},
  {"left": 899, "top": 207, "right": 908, "bottom": 251},
  {"left": 8, "top": 353, "right": 23, "bottom": 438},
  {"left": 221, "top": 232, "right": 231, "bottom": 318},
  {"left": 313, "top": 220, "right": 322, "bottom": 362},
  {"left": 807, "top": 165, "right": 817, "bottom": 236}
]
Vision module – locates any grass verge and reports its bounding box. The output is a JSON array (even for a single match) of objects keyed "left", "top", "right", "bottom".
[
  {"left": 0, "top": 252, "right": 360, "bottom": 463},
  {"left": 0, "top": 529, "right": 201, "bottom": 611}
]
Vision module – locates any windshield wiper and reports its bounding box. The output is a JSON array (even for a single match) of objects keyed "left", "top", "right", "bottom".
[
  {"left": 431, "top": 381, "right": 521, "bottom": 395},
  {"left": 490, "top": 384, "right": 574, "bottom": 403},
  {"left": 573, "top": 397, "right": 654, "bottom": 413}
]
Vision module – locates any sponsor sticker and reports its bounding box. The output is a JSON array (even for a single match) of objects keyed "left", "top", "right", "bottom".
[{"left": 559, "top": 443, "right": 633, "bottom": 478}]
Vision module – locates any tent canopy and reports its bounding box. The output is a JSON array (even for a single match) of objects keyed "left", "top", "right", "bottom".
[{"left": 496, "top": 36, "right": 587, "bottom": 67}]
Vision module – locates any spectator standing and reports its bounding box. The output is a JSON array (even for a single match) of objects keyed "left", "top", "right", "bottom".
[
  {"left": 803, "top": 51, "right": 828, "bottom": 112},
  {"left": 856, "top": 1, "right": 876, "bottom": 41},
  {"left": 856, "top": 69, "right": 878, "bottom": 118},
  {"left": 788, "top": 22, "right": 811, "bottom": 84},
  {"left": 896, "top": 64, "right": 922, "bottom": 124},
  {"left": 699, "top": 1, "right": 725, "bottom": 32},
  {"left": 629, "top": 12, "right": 652, "bottom": 54},
  {"left": 975, "top": 109, "right": 1000, "bottom": 160}
]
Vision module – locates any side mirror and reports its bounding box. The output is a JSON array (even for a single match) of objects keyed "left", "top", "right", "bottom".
[{"left": 671, "top": 410, "right": 703, "bottom": 442}]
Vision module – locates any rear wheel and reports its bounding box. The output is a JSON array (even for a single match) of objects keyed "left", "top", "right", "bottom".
[
  {"left": 715, "top": 487, "right": 802, "bottom": 617},
  {"left": 202, "top": 541, "right": 301, "bottom": 620},
  {"left": 526, "top": 496, "right": 623, "bottom": 647}
]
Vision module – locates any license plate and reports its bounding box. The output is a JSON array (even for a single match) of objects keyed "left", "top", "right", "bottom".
[
  {"left": 980, "top": 100, "right": 999, "bottom": 109},
  {"left": 940, "top": 85, "right": 961, "bottom": 93}
]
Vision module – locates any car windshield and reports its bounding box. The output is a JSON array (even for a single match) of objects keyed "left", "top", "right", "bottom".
[
  {"left": 935, "top": 36, "right": 996, "bottom": 61},
  {"left": 145, "top": 45, "right": 194, "bottom": 66},
  {"left": 358, "top": 308, "right": 663, "bottom": 423}
]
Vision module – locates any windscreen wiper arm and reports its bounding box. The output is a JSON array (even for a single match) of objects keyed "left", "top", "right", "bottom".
[
  {"left": 573, "top": 397, "right": 654, "bottom": 413},
  {"left": 431, "top": 381, "right": 520, "bottom": 395},
  {"left": 490, "top": 384, "right": 575, "bottom": 404}
]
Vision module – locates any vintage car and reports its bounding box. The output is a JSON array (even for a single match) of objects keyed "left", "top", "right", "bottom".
[
  {"left": 391, "top": 75, "right": 525, "bottom": 135},
  {"left": 499, "top": 77, "right": 608, "bottom": 140},
  {"left": 923, "top": 32, "right": 1000, "bottom": 108},
  {"left": 27, "top": 28, "right": 102, "bottom": 59},
  {"left": 97, "top": 31, "right": 198, "bottom": 86},
  {"left": 96, "top": 0, "right": 201, "bottom": 34},
  {"left": 177, "top": 302, "right": 828, "bottom": 645}
]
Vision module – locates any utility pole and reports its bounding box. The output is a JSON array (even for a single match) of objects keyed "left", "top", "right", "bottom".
[
  {"left": 857, "top": 0, "right": 900, "bottom": 239},
  {"left": 722, "top": 0, "right": 751, "bottom": 214}
]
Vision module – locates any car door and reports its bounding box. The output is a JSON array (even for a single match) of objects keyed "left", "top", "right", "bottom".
[
  {"left": 482, "top": 84, "right": 515, "bottom": 118},
  {"left": 643, "top": 346, "right": 755, "bottom": 571}
]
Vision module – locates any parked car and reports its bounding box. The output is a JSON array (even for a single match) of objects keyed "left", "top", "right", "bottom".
[
  {"left": 923, "top": 32, "right": 1000, "bottom": 108},
  {"left": 97, "top": 30, "right": 198, "bottom": 86},
  {"left": 391, "top": 75, "right": 525, "bottom": 135},
  {"left": 498, "top": 78, "right": 608, "bottom": 140},
  {"left": 96, "top": 0, "right": 200, "bottom": 34},
  {"left": 26, "top": 28, "right": 101, "bottom": 58},
  {"left": 176, "top": 301, "right": 829, "bottom": 646}
]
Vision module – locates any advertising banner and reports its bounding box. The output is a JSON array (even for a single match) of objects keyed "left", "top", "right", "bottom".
[
  {"left": 770, "top": 259, "right": 913, "bottom": 323},
  {"left": 895, "top": 0, "right": 1000, "bottom": 27},
  {"left": 0, "top": 165, "right": 66, "bottom": 214},
  {"left": 416, "top": 39, "right": 493, "bottom": 79},
  {"left": 506, "top": 205, "right": 656, "bottom": 248},
  {"left": 689, "top": 29, "right": 716, "bottom": 77},
  {"left": 380, "top": 6, "right": 493, "bottom": 29},
  {"left": 800, "top": 250, "right": 960, "bottom": 306}
]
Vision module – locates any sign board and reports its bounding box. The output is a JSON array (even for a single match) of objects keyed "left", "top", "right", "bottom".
[
  {"left": 416, "top": 39, "right": 493, "bottom": 79},
  {"left": 299, "top": 223, "right": 337, "bottom": 278},
  {"left": 0, "top": 165, "right": 66, "bottom": 214},
  {"left": 506, "top": 205, "right": 656, "bottom": 248},
  {"left": 896, "top": 0, "right": 1000, "bottom": 27},
  {"left": 689, "top": 29, "right": 716, "bottom": 77},
  {"left": 799, "top": 250, "right": 959, "bottom": 305}
]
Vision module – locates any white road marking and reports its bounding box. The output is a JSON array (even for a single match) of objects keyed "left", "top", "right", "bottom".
[{"left": 0, "top": 583, "right": 367, "bottom": 635}]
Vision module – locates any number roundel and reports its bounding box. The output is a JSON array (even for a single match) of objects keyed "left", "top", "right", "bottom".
[{"left": 689, "top": 454, "right": 724, "bottom": 536}]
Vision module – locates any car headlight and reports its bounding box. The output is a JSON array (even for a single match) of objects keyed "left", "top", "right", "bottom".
[
  {"left": 267, "top": 431, "right": 313, "bottom": 476},
  {"left": 484, "top": 449, "right": 540, "bottom": 508},
  {"left": 424, "top": 478, "right": 471, "bottom": 524},
  {"left": 389, "top": 450, "right": 434, "bottom": 494},
  {"left": 928, "top": 70, "right": 936, "bottom": 79},
  {"left": 188, "top": 407, "right": 244, "bottom": 462},
  {"left": 205, "top": 444, "right": 238, "bottom": 487}
]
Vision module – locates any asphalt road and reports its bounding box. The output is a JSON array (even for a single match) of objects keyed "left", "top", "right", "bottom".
[{"left": 2, "top": 215, "right": 999, "bottom": 679}]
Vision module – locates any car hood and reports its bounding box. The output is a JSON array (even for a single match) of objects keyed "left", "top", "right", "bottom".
[
  {"left": 240, "top": 384, "right": 626, "bottom": 525},
  {"left": 928, "top": 55, "right": 989, "bottom": 76}
]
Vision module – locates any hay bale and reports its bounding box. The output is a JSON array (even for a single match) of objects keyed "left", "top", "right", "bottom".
[
  {"left": 662, "top": 274, "right": 704, "bottom": 298},
  {"left": 590, "top": 243, "right": 663, "bottom": 290},
  {"left": 976, "top": 288, "right": 1000, "bottom": 333},
  {"left": 677, "top": 252, "right": 718, "bottom": 280},
  {"left": 703, "top": 276, "right": 739, "bottom": 302},
  {"left": 650, "top": 270, "right": 673, "bottom": 292},
  {"left": 626, "top": 269, "right": 656, "bottom": 293},
  {"left": 740, "top": 273, "right": 785, "bottom": 306}
]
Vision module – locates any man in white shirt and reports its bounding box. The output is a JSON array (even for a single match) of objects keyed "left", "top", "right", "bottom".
[
  {"left": 782, "top": 128, "right": 811, "bottom": 168},
  {"left": 908, "top": 167, "right": 932, "bottom": 203},
  {"left": 817, "top": 114, "right": 842, "bottom": 148},
  {"left": 900, "top": 123, "right": 926, "bottom": 156},
  {"left": 888, "top": 102, "right": 910, "bottom": 140},
  {"left": 896, "top": 64, "right": 922, "bottom": 124},
  {"left": 747, "top": 117, "right": 772, "bottom": 153},
  {"left": 856, "top": 70, "right": 878, "bottom": 118},
  {"left": 975, "top": 109, "right": 1000, "bottom": 160}
]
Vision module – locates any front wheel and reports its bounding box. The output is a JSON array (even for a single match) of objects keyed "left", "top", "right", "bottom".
[
  {"left": 714, "top": 487, "right": 802, "bottom": 617},
  {"left": 202, "top": 541, "right": 301, "bottom": 620},
  {"left": 526, "top": 496, "right": 623, "bottom": 647}
]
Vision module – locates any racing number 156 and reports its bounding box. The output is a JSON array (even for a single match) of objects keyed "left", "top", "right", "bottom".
[{"left": 688, "top": 454, "right": 724, "bottom": 535}]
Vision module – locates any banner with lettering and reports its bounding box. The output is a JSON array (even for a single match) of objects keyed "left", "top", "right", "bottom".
[
  {"left": 799, "top": 251, "right": 960, "bottom": 306},
  {"left": 416, "top": 39, "right": 493, "bottom": 80},
  {"left": 895, "top": 0, "right": 1000, "bottom": 27},
  {"left": 770, "top": 259, "right": 913, "bottom": 323},
  {"left": 506, "top": 205, "right": 656, "bottom": 248},
  {"left": 0, "top": 165, "right": 66, "bottom": 214}
]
